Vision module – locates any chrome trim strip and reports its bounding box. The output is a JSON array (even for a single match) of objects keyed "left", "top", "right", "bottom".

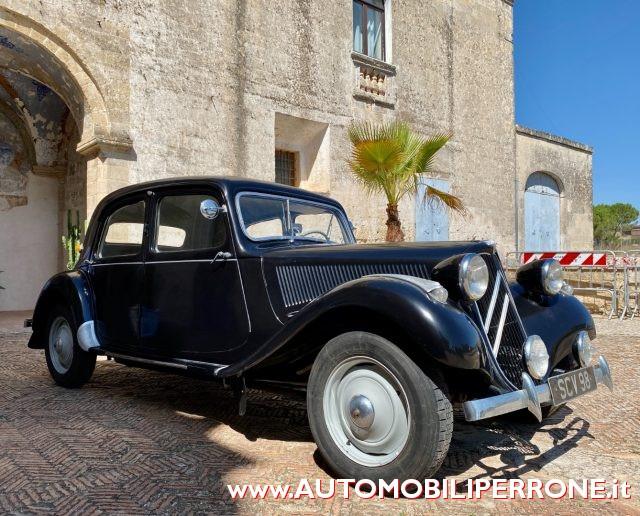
[
  {"left": 106, "top": 351, "right": 188, "bottom": 370},
  {"left": 463, "top": 356, "right": 613, "bottom": 422},
  {"left": 492, "top": 295, "right": 509, "bottom": 356},
  {"left": 77, "top": 321, "right": 101, "bottom": 351},
  {"left": 91, "top": 262, "right": 144, "bottom": 266},
  {"left": 364, "top": 274, "right": 444, "bottom": 294},
  {"left": 483, "top": 277, "right": 501, "bottom": 330},
  {"left": 145, "top": 258, "right": 238, "bottom": 264},
  {"left": 175, "top": 358, "right": 228, "bottom": 368}
]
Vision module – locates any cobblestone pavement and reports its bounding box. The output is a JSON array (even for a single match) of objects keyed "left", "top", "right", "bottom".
[{"left": 0, "top": 319, "right": 638, "bottom": 515}]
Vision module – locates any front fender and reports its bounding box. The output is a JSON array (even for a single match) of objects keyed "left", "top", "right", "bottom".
[
  {"left": 511, "top": 283, "right": 594, "bottom": 369},
  {"left": 221, "top": 275, "right": 484, "bottom": 377},
  {"left": 28, "top": 270, "right": 94, "bottom": 349}
]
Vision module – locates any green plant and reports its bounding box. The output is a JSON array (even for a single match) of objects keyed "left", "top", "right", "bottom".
[
  {"left": 61, "top": 209, "right": 83, "bottom": 270},
  {"left": 348, "top": 120, "right": 465, "bottom": 242}
]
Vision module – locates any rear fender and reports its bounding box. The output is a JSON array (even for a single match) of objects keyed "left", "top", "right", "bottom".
[
  {"left": 220, "top": 275, "right": 484, "bottom": 377},
  {"left": 28, "top": 270, "right": 94, "bottom": 349}
]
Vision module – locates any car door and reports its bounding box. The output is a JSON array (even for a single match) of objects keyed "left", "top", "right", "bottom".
[
  {"left": 140, "top": 187, "right": 250, "bottom": 362},
  {"left": 89, "top": 193, "right": 148, "bottom": 352}
]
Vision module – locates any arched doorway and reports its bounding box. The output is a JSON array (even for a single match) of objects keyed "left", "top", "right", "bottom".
[
  {"left": 524, "top": 172, "right": 561, "bottom": 251},
  {"left": 0, "top": 18, "right": 129, "bottom": 311}
]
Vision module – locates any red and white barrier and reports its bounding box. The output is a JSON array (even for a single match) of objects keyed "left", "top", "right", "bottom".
[{"left": 521, "top": 252, "right": 608, "bottom": 267}]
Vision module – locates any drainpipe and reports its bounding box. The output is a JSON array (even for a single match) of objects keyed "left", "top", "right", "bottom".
[{"left": 514, "top": 176, "right": 520, "bottom": 253}]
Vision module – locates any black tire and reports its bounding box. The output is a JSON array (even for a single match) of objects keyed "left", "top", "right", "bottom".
[
  {"left": 307, "top": 332, "right": 453, "bottom": 482},
  {"left": 44, "top": 305, "right": 96, "bottom": 388}
]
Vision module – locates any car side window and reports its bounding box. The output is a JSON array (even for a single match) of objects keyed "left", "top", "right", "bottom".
[
  {"left": 97, "top": 200, "right": 146, "bottom": 259},
  {"left": 154, "top": 194, "right": 227, "bottom": 253}
]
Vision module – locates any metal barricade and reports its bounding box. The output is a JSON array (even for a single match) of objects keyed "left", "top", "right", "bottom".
[
  {"left": 623, "top": 250, "right": 640, "bottom": 320},
  {"left": 504, "top": 251, "right": 623, "bottom": 319}
]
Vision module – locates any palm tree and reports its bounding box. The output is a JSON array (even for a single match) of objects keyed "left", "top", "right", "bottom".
[{"left": 348, "top": 121, "right": 465, "bottom": 242}]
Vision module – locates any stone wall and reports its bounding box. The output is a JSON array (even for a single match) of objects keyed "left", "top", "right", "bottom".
[
  {"left": 515, "top": 126, "right": 594, "bottom": 250},
  {"left": 0, "top": 0, "right": 594, "bottom": 310},
  {"left": 2, "top": 0, "right": 519, "bottom": 241}
]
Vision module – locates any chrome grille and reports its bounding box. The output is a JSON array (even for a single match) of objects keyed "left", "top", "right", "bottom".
[
  {"left": 475, "top": 254, "right": 529, "bottom": 388},
  {"left": 276, "top": 263, "right": 429, "bottom": 308}
]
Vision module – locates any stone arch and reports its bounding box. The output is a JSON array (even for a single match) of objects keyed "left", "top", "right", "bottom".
[
  {"left": 0, "top": 7, "right": 126, "bottom": 149},
  {"left": 0, "top": 9, "right": 134, "bottom": 310},
  {"left": 0, "top": 101, "right": 36, "bottom": 165},
  {"left": 525, "top": 169, "right": 565, "bottom": 196}
]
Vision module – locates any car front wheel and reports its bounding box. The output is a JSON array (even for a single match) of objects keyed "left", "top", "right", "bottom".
[
  {"left": 44, "top": 306, "right": 96, "bottom": 388},
  {"left": 307, "top": 331, "right": 452, "bottom": 482}
]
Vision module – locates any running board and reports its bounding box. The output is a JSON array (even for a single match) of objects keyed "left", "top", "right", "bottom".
[{"left": 101, "top": 350, "right": 227, "bottom": 376}]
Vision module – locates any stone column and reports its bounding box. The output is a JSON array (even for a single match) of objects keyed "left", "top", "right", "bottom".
[{"left": 77, "top": 136, "right": 135, "bottom": 219}]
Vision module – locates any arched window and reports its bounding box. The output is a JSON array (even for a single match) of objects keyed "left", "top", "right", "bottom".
[{"left": 524, "top": 172, "right": 561, "bottom": 251}]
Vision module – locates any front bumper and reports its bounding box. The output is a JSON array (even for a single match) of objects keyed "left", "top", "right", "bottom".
[{"left": 463, "top": 355, "right": 613, "bottom": 422}]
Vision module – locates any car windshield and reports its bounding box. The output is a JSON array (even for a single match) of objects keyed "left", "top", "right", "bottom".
[{"left": 237, "top": 193, "right": 353, "bottom": 244}]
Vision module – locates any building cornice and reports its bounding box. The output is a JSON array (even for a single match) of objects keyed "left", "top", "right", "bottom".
[
  {"left": 76, "top": 135, "right": 134, "bottom": 158},
  {"left": 516, "top": 125, "right": 593, "bottom": 154}
]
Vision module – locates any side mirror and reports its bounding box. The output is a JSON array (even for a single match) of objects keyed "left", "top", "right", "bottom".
[
  {"left": 200, "top": 199, "right": 222, "bottom": 220},
  {"left": 292, "top": 223, "right": 303, "bottom": 236}
]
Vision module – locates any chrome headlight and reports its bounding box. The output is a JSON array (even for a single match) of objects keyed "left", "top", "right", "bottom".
[
  {"left": 541, "top": 259, "right": 564, "bottom": 295},
  {"left": 516, "top": 258, "right": 564, "bottom": 296},
  {"left": 524, "top": 335, "right": 549, "bottom": 379},
  {"left": 574, "top": 330, "right": 595, "bottom": 367},
  {"left": 560, "top": 281, "right": 574, "bottom": 296},
  {"left": 427, "top": 285, "right": 449, "bottom": 304},
  {"left": 459, "top": 254, "right": 489, "bottom": 301}
]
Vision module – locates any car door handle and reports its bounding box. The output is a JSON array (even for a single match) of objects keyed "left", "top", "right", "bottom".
[{"left": 211, "top": 251, "right": 233, "bottom": 263}]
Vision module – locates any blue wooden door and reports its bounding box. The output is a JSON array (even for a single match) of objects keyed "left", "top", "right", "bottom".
[
  {"left": 416, "top": 178, "right": 450, "bottom": 241},
  {"left": 524, "top": 172, "right": 560, "bottom": 250}
]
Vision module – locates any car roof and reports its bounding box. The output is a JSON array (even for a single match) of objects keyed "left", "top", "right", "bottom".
[{"left": 96, "top": 176, "right": 345, "bottom": 211}]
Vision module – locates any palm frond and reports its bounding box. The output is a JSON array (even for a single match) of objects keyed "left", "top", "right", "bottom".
[
  {"left": 414, "top": 133, "right": 452, "bottom": 174},
  {"left": 425, "top": 185, "right": 467, "bottom": 214}
]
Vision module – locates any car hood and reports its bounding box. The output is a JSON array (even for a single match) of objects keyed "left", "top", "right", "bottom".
[
  {"left": 261, "top": 240, "right": 495, "bottom": 268},
  {"left": 261, "top": 241, "right": 496, "bottom": 317}
]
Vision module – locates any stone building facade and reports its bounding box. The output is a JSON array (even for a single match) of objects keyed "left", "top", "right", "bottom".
[{"left": 0, "top": 0, "right": 593, "bottom": 310}]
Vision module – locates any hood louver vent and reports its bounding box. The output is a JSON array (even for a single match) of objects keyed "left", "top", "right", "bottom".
[{"left": 276, "top": 263, "right": 429, "bottom": 308}]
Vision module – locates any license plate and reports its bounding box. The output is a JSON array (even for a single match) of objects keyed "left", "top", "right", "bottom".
[{"left": 548, "top": 367, "right": 597, "bottom": 405}]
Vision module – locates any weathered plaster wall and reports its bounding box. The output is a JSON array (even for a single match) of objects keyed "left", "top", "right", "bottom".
[
  {"left": 516, "top": 126, "right": 594, "bottom": 250},
  {"left": 0, "top": 172, "right": 59, "bottom": 310},
  {"left": 0, "top": 111, "right": 28, "bottom": 210}
]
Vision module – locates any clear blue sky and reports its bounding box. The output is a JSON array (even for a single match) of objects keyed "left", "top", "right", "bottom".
[{"left": 514, "top": 0, "right": 639, "bottom": 208}]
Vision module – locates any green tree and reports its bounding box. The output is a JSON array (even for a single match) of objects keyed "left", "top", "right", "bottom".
[
  {"left": 348, "top": 121, "right": 465, "bottom": 242},
  {"left": 593, "top": 203, "right": 639, "bottom": 247}
]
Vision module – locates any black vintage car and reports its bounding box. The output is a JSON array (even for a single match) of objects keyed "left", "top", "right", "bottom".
[{"left": 28, "top": 177, "right": 612, "bottom": 481}]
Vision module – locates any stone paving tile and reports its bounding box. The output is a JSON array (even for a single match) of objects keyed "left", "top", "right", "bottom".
[{"left": 0, "top": 320, "right": 638, "bottom": 514}]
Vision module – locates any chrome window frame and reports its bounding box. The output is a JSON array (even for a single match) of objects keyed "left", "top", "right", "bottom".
[{"left": 235, "top": 191, "right": 356, "bottom": 245}]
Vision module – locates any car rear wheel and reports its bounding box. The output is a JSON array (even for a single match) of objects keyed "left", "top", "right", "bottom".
[
  {"left": 307, "top": 331, "right": 452, "bottom": 482},
  {"left": 44, "top": 306, "right": 96, "bottom": 388}
]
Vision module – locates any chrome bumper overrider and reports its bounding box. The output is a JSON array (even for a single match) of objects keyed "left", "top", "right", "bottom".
[{"left": 463, "top": 355, "right": 613, "bottom": 422}]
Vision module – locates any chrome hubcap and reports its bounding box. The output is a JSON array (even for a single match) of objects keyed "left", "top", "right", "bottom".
[
  {"left": 323, "top": 356, "right": 410, "bottom": 467},
  {"left": 349, "top": 394, "right": 375, "bottom": 430},
  {"left": 48, "top": 317, "right": 74, "bottom": 374}
]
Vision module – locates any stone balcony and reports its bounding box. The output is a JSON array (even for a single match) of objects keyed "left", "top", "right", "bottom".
[{"left": 351, "top": 51, "right": 397, "bottom": 108}]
